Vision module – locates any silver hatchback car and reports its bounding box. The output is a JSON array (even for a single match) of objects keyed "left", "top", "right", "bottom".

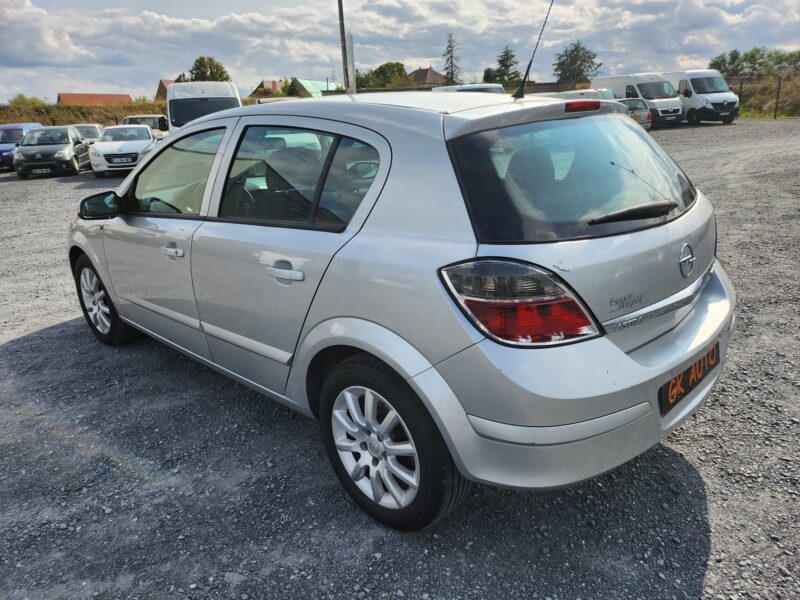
[{"left": 68, "top": 93, "right": 736, "bottom": 530}]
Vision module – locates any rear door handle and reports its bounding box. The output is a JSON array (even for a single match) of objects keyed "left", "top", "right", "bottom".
[
  {"left": 161, "top": 245, "right": 185, "bottom": 258},
  {"left": 265, "top": 266, "right": 304, "bottom": 281}
]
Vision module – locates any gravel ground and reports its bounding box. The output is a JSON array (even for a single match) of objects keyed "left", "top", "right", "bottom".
[{"left": 0, "top": 119, "right": 798, "bottom": 600}]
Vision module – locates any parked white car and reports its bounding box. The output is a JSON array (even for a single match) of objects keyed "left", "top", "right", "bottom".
[{"left": 89, "top": 125, "right": 156, "bottom": 177}]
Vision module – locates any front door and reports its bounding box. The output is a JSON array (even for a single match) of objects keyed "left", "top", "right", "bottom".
[
  {"left": 191, "top": 118, "right": 388, "bottom": 393},
  {"left": 104, "top": 126, "right": 231, "bottom": 359}
]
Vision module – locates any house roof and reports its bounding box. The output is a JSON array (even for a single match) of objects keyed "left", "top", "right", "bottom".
[
  {"left": 57, "top": 93, "right": 133, "bottom": 105},
  {"left": 293, "top": 78, "right": 342, "bottom": 98},
  {"left": 159, "top": 79, "right": 174, "bottom": 87},
  {"left": 408, "top": 67, "right": 447, "bottom": 85}
]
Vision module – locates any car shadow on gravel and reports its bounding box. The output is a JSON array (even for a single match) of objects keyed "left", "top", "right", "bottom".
[{"left": 0, "top": 319, "right": 711, "bottom": 599}]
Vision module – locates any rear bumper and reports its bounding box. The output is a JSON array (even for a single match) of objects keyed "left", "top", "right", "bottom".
[{"left": 417, "top": 262, "right": 735, "bottom": 490}]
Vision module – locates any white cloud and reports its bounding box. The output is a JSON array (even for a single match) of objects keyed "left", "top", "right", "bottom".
[{"left": 0, "top": 0, "right": 797, "bottom": 102}]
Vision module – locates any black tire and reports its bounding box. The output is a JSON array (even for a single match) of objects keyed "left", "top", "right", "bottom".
[
  {"left": 319, "top": 354, "right": 471, "bottom": 530},
  {"left": 93, "top": 170, "right": 105, "bottom": 178},
  {"left": 73, "top": 254, "right": 141, "bottom": 345},
  {"left": 16, "top": 170, "right": 28, "bottom": 180},
  {"left": 686, "top": 109, "right": 700, "bottom": 125}
]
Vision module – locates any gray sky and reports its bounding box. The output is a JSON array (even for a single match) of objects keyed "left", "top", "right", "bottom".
[{"left": 1, "top": 0, "right": 797, "bottom": 102}]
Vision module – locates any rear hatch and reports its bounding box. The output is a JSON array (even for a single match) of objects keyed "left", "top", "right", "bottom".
[{"left": 446, "top": 108, "right": 715, "bottom": 351}]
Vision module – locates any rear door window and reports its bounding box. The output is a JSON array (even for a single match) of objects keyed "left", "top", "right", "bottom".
[
  {"left": 219, "top": 126, "right": 380, "bottom": 228},
  {"left": 449, "top": 114, "right": 697, "bottom": 242}
]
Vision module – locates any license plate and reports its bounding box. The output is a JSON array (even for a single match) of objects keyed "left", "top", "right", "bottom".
[
  {"left": 658, "top": 342, "right": 720, "bottom": 415},
  {"left": 31, "top": 168, "right": 51, "bottom": 174},
  {"left": 666, "top": 116, "right": 676, "bottom": 120},
  {"left": 632, "top": 115, "right": 641, "bottom": 121},
  {"left": 111, "top": 158, "right": 132, "bottom": 164},
  {"left": 720, "top": 112, "right": 730, "bottom": 116}
]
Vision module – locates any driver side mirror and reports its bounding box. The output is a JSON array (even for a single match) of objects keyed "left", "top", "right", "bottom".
[
  {"left": 158, "top": 116, "right": 169, "bottom": 132},
  {"left": 79, "top": 191, "right": 119, "bottom": 220},
  {"left": 683, "top": 89, "right": 692, "bottom": 98}
]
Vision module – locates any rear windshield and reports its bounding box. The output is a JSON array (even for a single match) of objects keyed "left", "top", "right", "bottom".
[
  {"left": 124, "top": 116, "right": 160, "bottom": 128},
  {"left": 449, "top": 114, "right": 696, "bottom": 243},
  {"left": 169, "top": 97, "right": 239, "bottom": 128}
]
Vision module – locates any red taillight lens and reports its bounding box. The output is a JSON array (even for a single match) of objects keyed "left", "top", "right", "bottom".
[
  {"left": 647, "top": 110, "right": 652, "bottom": 120},
  {"left": 565, "top": 100, "right": 601, "bottom": 113},
  {"left": 440, "top": 260, "right": 599, "bottom": 347}
]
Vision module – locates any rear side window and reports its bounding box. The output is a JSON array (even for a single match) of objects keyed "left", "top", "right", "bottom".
[
  {"left": 220, "top": 126, "right": 379, "bottom": 228},
  {"left": 134, "top": 128, "right": 224, "bottom": 215},
  {"left": 449, "top": 114, "right": 696, "bottom": 243}
]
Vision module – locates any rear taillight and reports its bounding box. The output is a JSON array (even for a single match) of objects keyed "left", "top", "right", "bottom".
[
  {"left": 647, "top": 110, "right": 652, "bottom": 120},
  {"left": 440, "top": 260, "right": 600, "bottom": 347},
  {"left": 565, "top": 100, "right": 600, "bottom": 113}
]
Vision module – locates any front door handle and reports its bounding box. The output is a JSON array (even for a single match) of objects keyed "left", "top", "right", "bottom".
[
  {"left": 265, "top": 265, "right": 304, "bottom": 281},
  {"left": 161, "top": 245, "right": 185, "bottom": 258}
]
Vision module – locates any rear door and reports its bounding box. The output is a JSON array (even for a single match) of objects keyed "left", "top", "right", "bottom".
[
  {"left": 448, "top": 111, "right": 716, "bottom": 352},
  {"left": 103, "top": 123, "right": 235, "bottom": 358},
  {"left": 191, "top": 116, "right": 390, "bottom": 393}
]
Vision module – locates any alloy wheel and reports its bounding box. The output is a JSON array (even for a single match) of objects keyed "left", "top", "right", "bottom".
[
  {"left": 331, "top": 386, "right": 420, "bottom": 509},
  {"left": 80, "top": 268, "right": 111, "bottom": 334}
]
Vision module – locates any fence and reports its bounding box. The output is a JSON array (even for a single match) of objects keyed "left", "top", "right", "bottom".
[{"left": 726, "top": 76, "right": 797, "bottom": 118}]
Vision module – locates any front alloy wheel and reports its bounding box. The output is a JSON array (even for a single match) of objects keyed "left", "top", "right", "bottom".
[
  {"left": 73, "top": 254, "right": 140, "bottom": 345},
  {"left": 331, "top": 386, "right": 420, "bottom": 509},
  {"left": 79, "top": 267, "right": 112, "bottom": 334}
]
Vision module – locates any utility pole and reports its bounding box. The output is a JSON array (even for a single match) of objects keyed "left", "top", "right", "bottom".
[{"left": 337, "top": 0, "right": 352, "bottom": 94}]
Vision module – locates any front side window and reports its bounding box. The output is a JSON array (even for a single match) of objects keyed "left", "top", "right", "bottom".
[
  {"left": 169, "top": 98, "right": 240, "bottom": 128},
  {"left": 690, "top": 77, "right": 729, "bottom": 94},
  {"left": 133, "top": 128, "right": 224, "bottom": 215},
  {"left": 220, "top": 126, "right": 379, "bottom": 228},
  {"left": 637, "top": 81, "right": 678, "bottom": 100},
  {"left": 449, "top": 114, "right": 697, "bottom": 243}
]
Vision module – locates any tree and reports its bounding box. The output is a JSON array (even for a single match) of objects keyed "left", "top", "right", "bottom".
[
  {"left": 174, "top": 71, "right": 188, "bottom": 83},
  {"left": 187, "top": 56, "right": 231, "bottom": 82},
  {"left": 552, "top": 41, "right": 601, "bottom": 83},
  {"left": 8, "top": 94, "right": 46, "bottom": 108},
  {"left": 442, "top": 33, "right": 461, "bottom": 85},
  {"left": 483, "top": 67, "right": 499, "bottom": 83},
  {"left": 281, "top": 78, "right": 301, "bottom": 96},
  {"left": 496, "top": 46, "right": 521, "bottom": 82},
  {"left": 356, "top": 62, "right": 411, "bottom": 89},
  {"left": 709, "top": 47, "right": 800, "bottom": 78}
]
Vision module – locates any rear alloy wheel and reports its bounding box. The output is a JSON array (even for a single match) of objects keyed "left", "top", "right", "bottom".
[
  {"left": 73, "top": 254, "right": 140, "bottom": 345},
  {"left": 687, "top": 109, "right": 699, "bottom": 125},
  {"left": 320, "top": 354, "right": 471, "bottom": 530}
]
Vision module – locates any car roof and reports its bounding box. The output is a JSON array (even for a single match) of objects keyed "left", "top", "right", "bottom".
[
  {"left": 104, "top": 124, "right": 150, "bottom": 129},
  {"left": 0, "top": 123, "right": 42, "bottom": 129},
  {"left": 32, "top": 126, "right": 70, "bottom": 131},
  {"left": 125, "top": 114, "right": 164, "bottom": 118}
]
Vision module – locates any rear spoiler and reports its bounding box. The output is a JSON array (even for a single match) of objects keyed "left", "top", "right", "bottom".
[{"left": 444, "top": 99, "right": 627, "bottom": 140}]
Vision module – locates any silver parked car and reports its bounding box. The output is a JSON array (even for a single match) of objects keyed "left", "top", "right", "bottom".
[
  {"left": 68, "top": 93, "right": 736, "bottom": 530},
  {"left": 617, "top": 98, "right": 653, "bottom": 130}
]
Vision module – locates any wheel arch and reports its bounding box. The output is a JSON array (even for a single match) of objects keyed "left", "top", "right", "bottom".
[{"left": 287, "top": 318, "right": 435, "bottom": 420}]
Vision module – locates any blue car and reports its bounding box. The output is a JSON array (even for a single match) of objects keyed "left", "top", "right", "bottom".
[{"left": 0, "top": 123, "right": 43, "bottom": 170}]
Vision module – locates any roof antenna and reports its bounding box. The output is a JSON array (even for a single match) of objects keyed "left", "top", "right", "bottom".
[{"left": 513, "top": 0, "right": 555, "bottom": 100}]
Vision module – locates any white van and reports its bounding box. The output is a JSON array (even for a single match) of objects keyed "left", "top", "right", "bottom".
[
  {"left": 166, "top": 81, "right": 242, "bottom": 133},
  {"left": 591, "top": 73, "right": 683, "bottom": 126},
  {"left": 661, "top": 69, "right": 739, "bottom": 125}
]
